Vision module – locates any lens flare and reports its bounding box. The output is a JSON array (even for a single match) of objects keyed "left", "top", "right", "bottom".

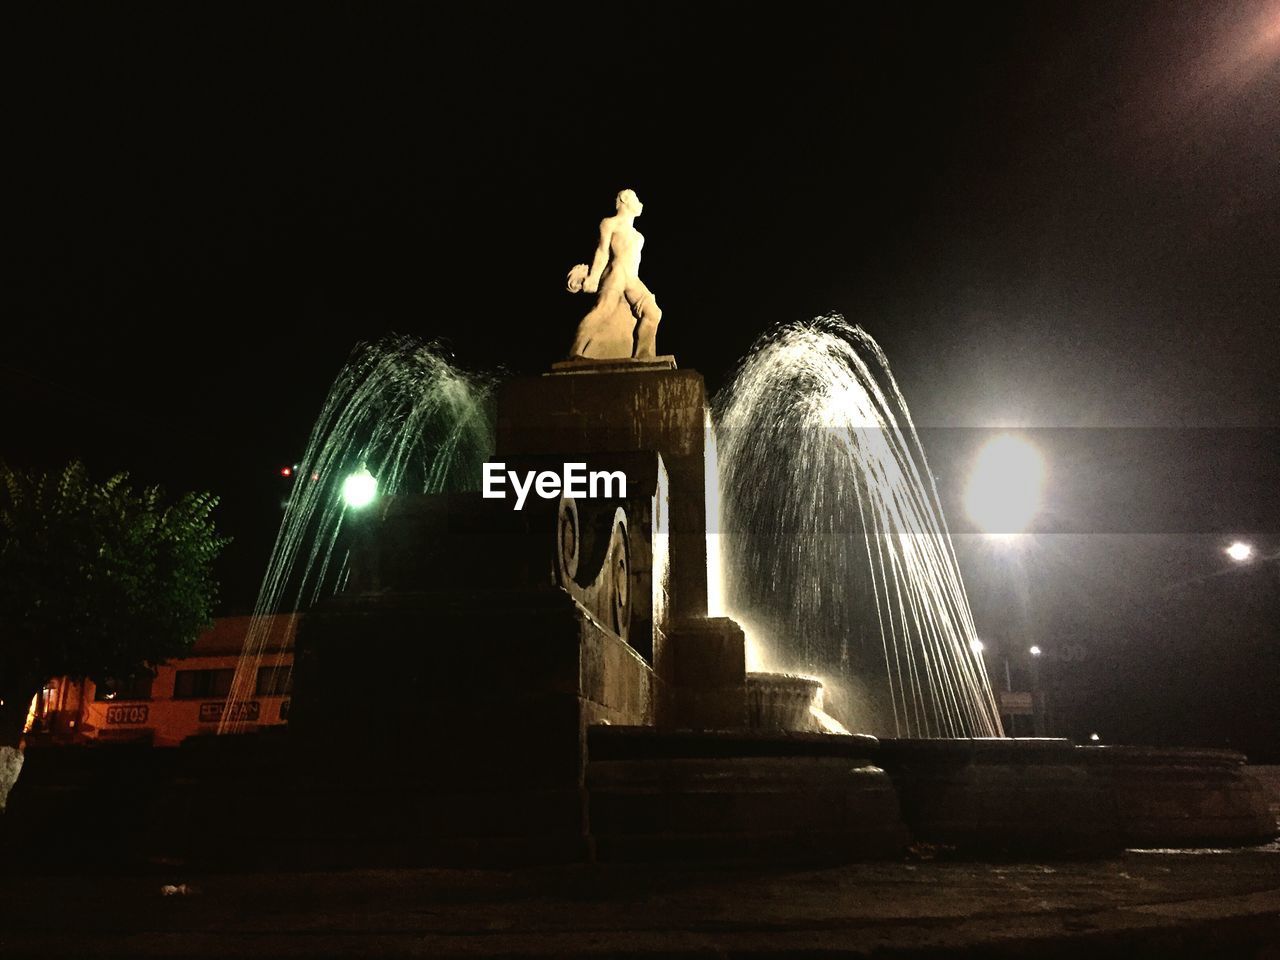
[
  {"left": 1226, "top": 541, "right": 1254, "bottom": 562},
  {"left": 965, "top": 434, "right": 1045, "bottom": 535}
]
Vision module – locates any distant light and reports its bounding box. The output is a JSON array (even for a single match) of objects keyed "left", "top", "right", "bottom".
[
  {"left": 342, "top": 465, "right": 378, "bottom": 509},
  {"left": 965, "top": 434, "right": 1045, "bottom": 535},
  {"left": 1029, "top": 645, "right": 1042, "bottom": 657},
  {"left": 1226, "top": 541, "right": 1254, "bottom": 563},
  {"left": 280, "top": 467, "right": 293, "bottom": 478},
  {"left": 970, "top": 638, "right": 985, "bottom": 654},
  {"left": 1089, "top": 732, "right": 1100, "bottom": 742}
]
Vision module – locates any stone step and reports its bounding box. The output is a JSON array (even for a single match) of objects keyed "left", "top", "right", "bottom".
[
  {"left": 587, "top": 754, "right": 908, "bottom": 862},
  {"left": 588, "top": 725, "right": 878, "bottom": 762},
  {"left": 594, "top": 829, "right": 894, "bottom": 864}
]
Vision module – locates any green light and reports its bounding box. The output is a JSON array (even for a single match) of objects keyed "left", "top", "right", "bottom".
[{"left": 342, "top": 465, "right": 378, "bottom": 509}]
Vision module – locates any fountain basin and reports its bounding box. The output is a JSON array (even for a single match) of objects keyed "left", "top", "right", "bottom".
[
  {"left": 874, "top": 738, "right": 1120, "bottom": 856},
  {"left": 1080, "top": 746, "right": 1275, "bottom": 848},
  {"left": 586, "top": 726, "right": 908, "bottom": 862},
  {"left": 873, "top": 739, "right": 1277, "bottom": 856},
  {"left": 745, "top": 672, "right": 823, "bottom": 732}
]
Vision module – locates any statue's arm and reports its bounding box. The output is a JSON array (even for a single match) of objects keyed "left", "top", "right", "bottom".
[{"left": 581, "top": 220, "right": 612, "bottom": 294}]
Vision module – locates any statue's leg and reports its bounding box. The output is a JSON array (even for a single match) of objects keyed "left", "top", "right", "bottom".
[
  {"left": 569, "top": 295, "right": 627, "bottom": 358},
  {"left": 629, "top": 285, "right": 662, "bottom": 358},
  {"left": 568, "top": 316, "right": 596, "bottom": 357}
]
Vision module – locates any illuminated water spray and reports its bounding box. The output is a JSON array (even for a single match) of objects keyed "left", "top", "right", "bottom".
[
  {"left": 221, "top": 337, "right": 495, "bottom": 732},
  {"left": 227, "top": 321, "right": 998, "bottom": 738},
  {"left": 713, "top": 315, "right": 1003, "bottom": 737}
]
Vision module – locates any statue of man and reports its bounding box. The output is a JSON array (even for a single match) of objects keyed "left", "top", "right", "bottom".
[{"left": 565, "top": 189, "right": 663, "bottom": 359}]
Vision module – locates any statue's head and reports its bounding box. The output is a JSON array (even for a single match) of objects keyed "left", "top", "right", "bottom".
[{"left": 616, "top": 189, "right": 643, "bottom": 216}]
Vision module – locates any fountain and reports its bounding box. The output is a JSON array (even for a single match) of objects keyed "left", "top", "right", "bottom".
[
  {"left": 3, "top": 193, "right": 1271, "bottom": 869},
  {"left": 208, "top": 197, "right": 1273, "bottom": 864},
  {"left": 219, "top": 336, "right": 496, "bottom": 733},
  {"left": 714, "top": 315, "right": 1002, "bottom": 739}
]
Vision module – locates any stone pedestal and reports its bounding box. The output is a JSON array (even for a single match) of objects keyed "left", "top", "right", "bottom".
[
  {"left": 658, "top": 617, "right": 747, "bottom": 729},
  {"left": 496, "top": 363, "right": 709, "bottom": 623},
  {"left": 550, "top": 356, "right": 677, "bottom": 374},
  {"left": 292, "top": 590, "right": 660, "bottom": 744},
  {"left": 279, "top": 589, "right": 661, "bottom": 866}
]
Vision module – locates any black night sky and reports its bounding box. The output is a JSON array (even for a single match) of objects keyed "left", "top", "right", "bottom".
[{"left": 9, "top": 3, "right": 1279, "bottom": 755}]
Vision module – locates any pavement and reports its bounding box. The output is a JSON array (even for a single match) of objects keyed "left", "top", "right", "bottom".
[
  {"left": 3, "top": 765, "right": 1276, "bottom": 958},
  {"left": 2, "top": 844, "right": 1278, "bottom": 958}
]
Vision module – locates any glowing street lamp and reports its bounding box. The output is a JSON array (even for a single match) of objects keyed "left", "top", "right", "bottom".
[
  {"left": 964, "top": 434, "right": 1045, "bottom": 537},
  {"left": 1029, "top": 645, "right": 1042, "bottom": 657},
  {"left": 1225, "top": 541, "right": 1254, "bottom": 563},
  {"left": 342, "top": 465, "right": 378, "bottom": 509}
]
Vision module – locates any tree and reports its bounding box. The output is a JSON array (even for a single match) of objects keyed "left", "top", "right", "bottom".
[{"left": 0, "top": 461, "right": 228, "bottom": 750}]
